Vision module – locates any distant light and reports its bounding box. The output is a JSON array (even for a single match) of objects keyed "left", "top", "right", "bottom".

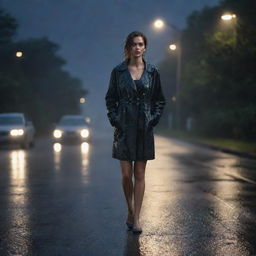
[
  {"left": 80, "top": 129, "right": 89, "bottom": 138},
  {"left": 85, "top": 117, "right": 91, "bottom": 123},
  {"left": 169, "top": 44, "right": 177, "bottom": 51},
  {"left": 221, "top": 13, "right": 236, "bottom": 21},
  {"left": 172, "top": 96, "right": 176, "bottom": 102},
  {"left": 153, "top": 19, "right": 165, "bottom": 29},
  {"left": 53, "top": 143, "right": 62, "bottom": 152},
  {"left": 53, "top": 129, "right": 62, "bottom": 138},
  {"left": 81, "top": 142, "right": 89, "bottom": 153},
  {"left": 80, "top": 97, "right": 86, "bottom": 103},
  {"left": 10, "top": 129, "right": 24, "bottom": 136},
  {"left": 16, "top": 51, "right": 23, "bottom": 58}
]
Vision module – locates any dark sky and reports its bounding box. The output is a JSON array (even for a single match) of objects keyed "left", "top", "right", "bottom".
[{"left": 0, "top": 0, "right": 219, "bottom": 127}]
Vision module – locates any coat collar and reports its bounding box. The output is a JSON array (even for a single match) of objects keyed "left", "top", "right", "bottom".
[
  {"left": 115, "top": 58, "right": 155, "bottom": 73},
  {"left": 115, "top": 58, "right": 154, "bottom": 92}
]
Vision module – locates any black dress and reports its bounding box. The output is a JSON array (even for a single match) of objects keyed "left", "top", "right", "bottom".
[{"left": 134, "top": 79, "right": 147, "bottom": 160}]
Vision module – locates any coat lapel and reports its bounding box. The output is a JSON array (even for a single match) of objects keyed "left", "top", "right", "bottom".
[{"left": 115, "top": 58, "right": 153, "bottom": 92}]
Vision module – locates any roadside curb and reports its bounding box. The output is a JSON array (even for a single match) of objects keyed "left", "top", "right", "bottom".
[{"left": 158, "top": 133, "right": 256, "bottom": 160}]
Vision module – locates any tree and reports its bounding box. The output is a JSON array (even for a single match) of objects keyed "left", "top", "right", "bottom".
[
  {"left": 0, "top": 9, "right": 88, "bottom": 132},
  {"left": 159, "top": 1, "right": 256, "bottom": 139}
]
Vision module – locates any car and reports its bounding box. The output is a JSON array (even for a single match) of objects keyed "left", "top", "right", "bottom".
[
  {"left": 53, "top": 115, "right": 91, "bottom": 143},
  {"left": 0, "top": 113, "right": 35, "bottom": 149}
]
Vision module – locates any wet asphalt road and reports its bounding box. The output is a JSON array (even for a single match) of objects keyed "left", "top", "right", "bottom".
[{"left": 1, "top": 128, "right": 256, "bottom": 256}]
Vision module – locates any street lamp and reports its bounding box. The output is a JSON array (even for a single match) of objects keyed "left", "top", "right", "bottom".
[
  {"left": 221, "top": 12, "right": 237, "bottom": 50},
  {"left": 169, "top": 44, "right": 177, "bottom": 51},
  {"left": 221, "top": 13, "right": 236, "bottom": 21},
  {"left": 153, "top": 18, "right": 182, "bottom": 129},
  {"left": 16, "top": 51, "right": 23, "bottom": 58},
  {"left": 153, "top": 19, "right": 165, "bottom": 29},
  {"left": 80, "top": 97, "right": 86, "bottom": 103}
]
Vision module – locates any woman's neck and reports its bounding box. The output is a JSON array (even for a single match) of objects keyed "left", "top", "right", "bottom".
[{"left": 128, "top": 57, "right": 144, "bottom": 67}]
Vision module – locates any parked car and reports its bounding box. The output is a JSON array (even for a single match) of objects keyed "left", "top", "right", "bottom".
[
  {"left": 53, "top": 115, "right": 91, "bottom": 143},
  {"left": 0, "top": 113, "right": 35, "bottom": 149}
]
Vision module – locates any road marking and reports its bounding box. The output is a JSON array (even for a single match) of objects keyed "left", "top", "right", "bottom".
[{"left": 224, "top": 173, "right": 256, "bottom": 185}]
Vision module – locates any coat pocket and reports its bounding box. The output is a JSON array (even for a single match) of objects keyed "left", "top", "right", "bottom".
[
  {"left": 115, "top": 107, "right": 126, "bottom": 131},
  {"left": 145, "top": 112, "right": 153, "bottom": 131}
]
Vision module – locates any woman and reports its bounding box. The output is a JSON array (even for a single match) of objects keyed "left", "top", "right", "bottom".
[{"left": 105, "top": 31, "right": 165, "bottom": 234}]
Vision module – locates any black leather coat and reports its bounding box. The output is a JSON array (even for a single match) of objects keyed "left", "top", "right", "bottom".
[{"left": 105, "top": 59, "right": 165, "bottom": 161}]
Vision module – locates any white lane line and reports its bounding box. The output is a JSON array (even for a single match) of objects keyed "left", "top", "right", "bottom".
[
  {"left": 211, "top": 193, "right": 235, "bottom": 210},
  {"left": 224, "top": 173, "right": 256, "bottom": 185}
]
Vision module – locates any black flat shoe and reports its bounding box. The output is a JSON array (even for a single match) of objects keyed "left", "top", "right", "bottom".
[{"left": 126, "top": 222, "right": 133, "bottom": 230}]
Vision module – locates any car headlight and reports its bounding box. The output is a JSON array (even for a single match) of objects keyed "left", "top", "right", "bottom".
[
  {"left": 53, "top": 129, "right": 63, "bottom": 138},
  {"left": 80, "top": 129, "right": 89, "bottom": 138},
  {"left": 10, "top": 129, "right": 24, "bottom": 136}
]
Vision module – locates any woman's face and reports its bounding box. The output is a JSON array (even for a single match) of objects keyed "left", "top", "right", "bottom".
[{"left": 129, "top": 36, "right": 146, "bottom": 59}]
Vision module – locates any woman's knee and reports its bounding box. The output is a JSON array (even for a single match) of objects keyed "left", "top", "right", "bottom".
[
  {"left": 134, "top": 161, "right": 146, "bottom": 181},
  {"left": 122, "top": 173, "right": 132, "bottom": 183},
  {"left": 120, "top": 160, "right": 133, "bottom": 182},
  {"left": 134, "top": 168, "right": 145, "bottom": 182}
]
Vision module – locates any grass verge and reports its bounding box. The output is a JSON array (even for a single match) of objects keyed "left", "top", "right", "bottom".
[{"left": 156, "top": 128, "right": 256, "bottom": 154}]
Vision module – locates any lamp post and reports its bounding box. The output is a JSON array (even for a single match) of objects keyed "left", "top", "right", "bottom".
[
  {"left": 221, "top": 12, "right": 237, "bottom": 83},
  {"left": 221, "top": 13, "right": 237, "bottom": 48},
  {"left": 169, "top": 42, "right": 182, "bottom": 130},
  {"left": 153, "top": 19, "right": 182, "bottom": 129},
  {"left": 221, "top": 13, "right": 236, "bottom": 21}
]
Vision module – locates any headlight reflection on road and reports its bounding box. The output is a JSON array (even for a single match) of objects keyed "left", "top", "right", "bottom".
[
  {"left": 81, "top": 142, "right": 89, "bottom": 153},
  {"left": 10, "top": 151, "right": 26, "bottom": 180},
  {"left": 8, "top": 149, "right": 29, "bottom": 253},
  {"left": 81, "top": 142, "right": 90, "bottom": 175},
  {"left": 53, "top": 143, "right": 62, "bottom": 152},
  {"left": 53, "top": 143, "right": 62, "bottom": 171}
]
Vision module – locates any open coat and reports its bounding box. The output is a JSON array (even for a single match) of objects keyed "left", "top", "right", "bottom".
[{"left": 105, "top": 59, "right": 165, "bottom": 161}]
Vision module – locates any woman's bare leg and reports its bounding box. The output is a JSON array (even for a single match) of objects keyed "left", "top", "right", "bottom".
[
  {"left": 120, "top": 160, "right": 134, "bottom": 223},
  {"left": 133, "top": 160, "right": 147, "bottom": 229}
]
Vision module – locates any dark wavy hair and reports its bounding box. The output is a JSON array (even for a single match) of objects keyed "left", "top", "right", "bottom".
[{"left": 124, "top": 31, "right": 148, "bottom": 61}]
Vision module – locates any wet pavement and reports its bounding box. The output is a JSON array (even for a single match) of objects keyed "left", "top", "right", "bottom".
[{"left": 0, "top": 128, "right": 256, "bottom": 256}]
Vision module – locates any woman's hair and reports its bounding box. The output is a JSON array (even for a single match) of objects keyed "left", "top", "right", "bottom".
[{"left": 124, "top": 31, "right": 147, "bottom": 60}]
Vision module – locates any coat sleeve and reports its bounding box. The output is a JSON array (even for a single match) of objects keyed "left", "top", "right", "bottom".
[
  {"left": 105, "top": 68, "right": 119, "bottom": 127},
  {"left": 151, "top": 68, "right": 166, "bottom": 127}
]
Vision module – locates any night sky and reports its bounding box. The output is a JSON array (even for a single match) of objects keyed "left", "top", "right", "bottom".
[{"left": 0, "top": 0, "right": 219, "bottom": 127}]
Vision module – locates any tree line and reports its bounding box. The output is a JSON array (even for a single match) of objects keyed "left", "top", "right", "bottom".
[
  {"left": 0, "top": 9, "right": 87, "bottom": 133},
  {"left": 159, "top": 0, "right": 256, "bottom": 140}
]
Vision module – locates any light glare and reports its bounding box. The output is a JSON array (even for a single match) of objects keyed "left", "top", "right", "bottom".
[
  {"left": 80, "top": 97, "right": 86, "bottom": 103},
  {"left": 169, "top": 44, "right": 177, "bottom": 51},
  {"left": 53, "top": 129, "right": 62, "bottom": 138},
  {"left": 16, "top": 51, "right": 23, "bottom": 57},
  {"left": 81, "top": 142, "right": 89, "bottom": 153},
  {"left": 221, "top": 13, "right": 236, "bottom": 21},
  {"left": 10, "top": 129, "right": 24, "bottom": 136},
  {"left": 154, "top": 19, "right": 164, "bottom": 29},
  {"left": 53, "top": 143, "right": 62, "bottom": 152},
  {"left": 80, "top": 129, "right": 89, "bottom": 138}
]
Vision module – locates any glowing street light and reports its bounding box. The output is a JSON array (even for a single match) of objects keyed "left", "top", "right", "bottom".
[
  {"left": 152, "top": 18, "right": 182, "bottom": 129},
  {"left": 221, "top": 13, "right": 236, "bottom": 21},
  {"left": 221, "top": 13, "right": 238, "bottom": 49},
  {"left": 153, "top": 19, "right": 165, "bottom": 29},
  {"left": 169, "top": 44, "right": 177, "bottom": 51},
  {"left": 16, "top": 51, "right": 23, "bottom": 58},
  {"left": 80, "top": 97, "right": 86, "bottom": 103}
]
